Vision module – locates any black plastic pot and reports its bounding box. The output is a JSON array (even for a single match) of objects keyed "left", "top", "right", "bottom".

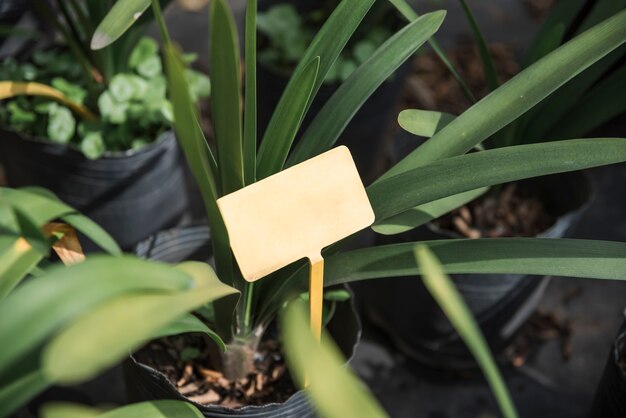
[
  {"left": 356, "top": 162, "right": 593, "bottom": 370},
  {"left": 128, "top": 225, "right": 362, "bottom": 417},
  {"left": 257, "top": 1, "right": 409, "bottom": 184},
  {"left": 0, "top": 0, "right": 28, "bottom": 25},
  {"left": 589, "top": 320, "right": 626, "bottom": 418},
  {"left": 0, "top": 129, "right": 191, "bottom": 251}
]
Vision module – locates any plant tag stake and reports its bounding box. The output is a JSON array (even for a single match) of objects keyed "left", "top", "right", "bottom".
[{"left": 217, "top": 146, "right": 374, "bottom": 341}]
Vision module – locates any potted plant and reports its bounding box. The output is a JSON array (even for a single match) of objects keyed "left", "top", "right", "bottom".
[
  {"left": 0, "top": 0, "right": 210, "bottom": 250},
  {"left": 356, "top": 0, "right": 626, "bottom": 370},
  {"left": 91, "top": 0, "right": 626, "bottom": 414}
]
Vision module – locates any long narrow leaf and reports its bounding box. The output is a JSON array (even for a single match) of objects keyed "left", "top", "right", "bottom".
[
  {"left": 323, "top": 238, "right": 626, "bottom": 286},
  {"left": 243, "top": 0, "right": 258, "bottom": 185},
  {"left": 415, "top": 246, "right": 518, "bottom": 418},
  {"left": 397, "top": 109, "right": 455, "bottom": 138},
  {"left": 151, "top": 313, "right": 226, "bottom": 352},
  {"left": 370, "top": 138, "right": 626, "bottom": 222},
  {"left": 164, "top": 45, "right": 233, "bottom": 284},
  {"left": 288, "top": 11, "right": 445, "bottom": 166},
  {"left": 0, "top": 237, "right": 43, "bottom": 299},
  {"left": 522, "top": 23, "right": 565, "bottom": 68},
  {"left": 3, "top": 188, "right": 120, "bottom": 255},
  {"left": 91, "top": 0, "right": 151, "bottom": 49},
  {"left": 0, "top": 370, "right": 48, "bottom": 418},
  {"left": 40, "top": 403, "right": 101, "bottom": 418},
  {"left": 522, "top": 0, "right": 586, "bottom": 67},
  {"left": 457, "top": 0, "right": 498, "bottom": 91},
  {"left": 388, "top": 0, "right": 476, "bottom": 102},
  {"left": 257, "top": 0, "right": 376, "bottom": 178},
  {"left": 42, "top": 266, "right": 236, "bottom": 383},
  {"left": 256, "top": 57, "right": 320, "bottom": 178},
  {"left": 282, "top": 301, "right": 388, "bottom": 418},
  {"left": 0, "top": 256, "right": 194, "bottom": 376},
  {"left": 210, "top": 0, "right": 244, "bottom": 194},
  {"left": 42, "top": 400, "right": 203, "bottom": 418},
  {"left": 381, "top": 10, "right": 626, "bottom": 178},
  {"left": 372, "top": 187, "right": 488, "bottom": 235},
  {"left": 521, "top": 0, "right": 626, "bottom": 142},
  {"left": 547, "top": 64, "right": 626, "bottom": 139}
]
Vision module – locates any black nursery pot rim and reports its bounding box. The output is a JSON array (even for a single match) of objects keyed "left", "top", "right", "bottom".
[
  {"left": 612, "top": 326, "right": 626, "bottom": 379},
  {"left": 130, "top": 225, "right": 362, "bottom": 416},
  {"left": 0, "top": 125, "right": 174, "bottom": 160}
]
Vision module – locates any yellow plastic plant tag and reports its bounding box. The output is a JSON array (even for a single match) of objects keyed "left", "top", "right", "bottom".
[{"left": 217, "top": 146, "right": 375, "bottom": 340}]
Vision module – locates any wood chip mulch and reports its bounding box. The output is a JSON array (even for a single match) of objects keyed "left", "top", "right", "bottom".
[
  {"left": 135, "top": 334, "right": 297, "bottom": 409},
  {"left": 436, "top": 183, "right": 556, "bottom": 239}
]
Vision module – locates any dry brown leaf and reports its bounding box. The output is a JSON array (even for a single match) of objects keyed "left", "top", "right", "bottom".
[{"left": 43, "top": 223, "right": 85, "bottom": 265}]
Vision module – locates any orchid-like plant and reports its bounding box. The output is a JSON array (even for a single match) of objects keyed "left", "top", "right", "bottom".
[{"left": 91, "top": 0, "right": 626, "bottom": 406}]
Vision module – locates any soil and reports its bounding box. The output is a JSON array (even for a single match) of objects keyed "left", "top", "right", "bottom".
[
  {"left": 400, "top": 42, "right": 519, "bottom": 116},
  {"left": 522, "top": 0, "right": 557, "bottom": 20},
  {"left": 435, "top": 183, "right": 556, "bottom": 238},
  {"left": 134, "top": 332, "right": 297, "bottom": 408}
]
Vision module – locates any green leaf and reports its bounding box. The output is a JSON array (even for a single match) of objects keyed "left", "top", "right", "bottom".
[
  {"left": 0, "top": 256, "right": 194, "bottom": 376},
  {"left": 415, "top": 245, "right": 518, "bottom": 418},
  {"left": 281, "top": 300, "right": 388, "bottom": 418},
  {"left": 47, "top": 104, "right": 76, "bottom": 144},
  {"left": 40, "top": 402, "right": 101, "bottom": 418},
  {"left": 243, "top": 0, "right": 257, "bottom": 185},
  {"left": 80, "top": 132, "right": 105, "bottom": 160},
  {"left": 522, "top": 23, "right": 565, "bottom": 68},
  {"left": 42, "top": 400, "right": 203, "bottom": 418},
  {"left": 0, "top": 370, "right": 49, "bottom": 418},
  {"left": 383, "top": 9, "right": 626, "bottom": 178},
  {"left": 256, "top": 56, "right": 320, "bottom": 178},
  {"left": 185, "top": 70, "right": 211, "bottom": 100},
  {"left": 524, "top": 0, "right": 585, "bottom": 66},
  {"left": 372, "top": 187, "right": 488, "bottom": 235},
  {"left": 369, "top": 138, "right": 626, "bottom": 222},
  {"left": 388, "top": 0, "right": 476, "bottom": 103},
  {"left": 210, "top": 0, "right": 244, "bottom": 194},
  {"left": 2, "top": 187, "right": 120, "bottom": 255},
  {"left": 0, "top": 235, "right": 44, "bottom": 299},
  {"left": 42, "top": 262, "right": 237, "bottom": 383},
  {"left": 109, "top": 74, "right": 136, "bottom": 102},
  {"left": 151, "top": 313, "right": 226, "bottom": 352},
  {"left": 101, "top": 400, "right": 204, "bottom": 418},
  {"left": 129, "top": 37, "right": 160, "bottom": 69},
  {"left": 323, "top": 238, "right": 626, "bottom": 286},
  {"left": 458, "top": 0, "right": 499, "bottom": 91},
  {"left": 98, "top": 91, "right": 127, "bottom": 124},
  {"left": 397, "top": 109, "right": 455, "bottom": 138},
  {"left": 137, "top": 55, "right": 163, "bottom": 79},
  {"left": 257, "top": 0, "right": 376, "bottom": 178},
  {"left": 51, "top": 78, "right": 86, "bottom": 104},
  {"left": 288, "top": 11, "right": 445, "bottom": 166},
  {"left": 91, "top": 0, "right": 151, "bottom": 50},
  {"left": 163, "top": 45, "right": 233, "bottom": 287},
  {"left": 546, "top": 64, "right": 626, "bottom": 140}
]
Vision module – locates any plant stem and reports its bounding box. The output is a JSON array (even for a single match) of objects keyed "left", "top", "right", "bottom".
[
  {"left": 241, "top": 281, "right": 254, "bottom": 334},
  {"left": 151, "top": 0, "right": 171, "bottom": 46}
]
